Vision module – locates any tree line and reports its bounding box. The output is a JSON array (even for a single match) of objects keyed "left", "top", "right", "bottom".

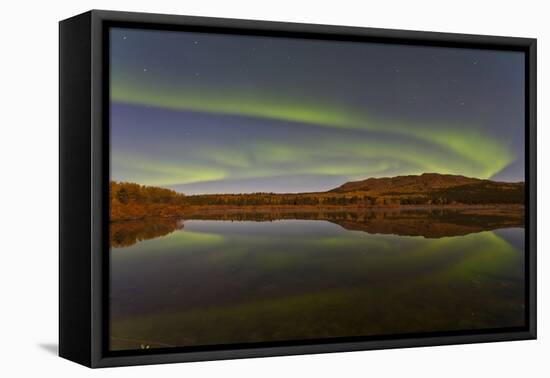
[
  {"left": 110, "top": 181, "right": 524, "bottom": 221},
  {"left": 110, "top": 182, "right": 187, "bottom": 221}
]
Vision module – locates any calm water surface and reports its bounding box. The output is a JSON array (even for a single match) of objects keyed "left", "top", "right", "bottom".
[{"left": 110, "top": 212, "right": 525, "bottom": 350}]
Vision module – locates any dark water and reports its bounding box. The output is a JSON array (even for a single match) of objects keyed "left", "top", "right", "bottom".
[{"left": 109, "top": 209, "right": 525, "bottom": 351}]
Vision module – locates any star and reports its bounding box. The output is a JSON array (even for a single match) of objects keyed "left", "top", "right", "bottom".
[
  {"left": 122, "top": 36, "right": 127, "bottom": 40},
  {"left": 143, "top": 68, "right": 147, "bottom": 72},
  {"left": 193, "top": 41, "right": 199, "bottom": 45},
  {"left": 473, "top": 61, "right": 478, "bottom": 65}
]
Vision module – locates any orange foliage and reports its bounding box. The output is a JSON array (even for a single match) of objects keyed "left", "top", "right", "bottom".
[{"left": 110, "top": 181, "right": 187, "bottom": 222}]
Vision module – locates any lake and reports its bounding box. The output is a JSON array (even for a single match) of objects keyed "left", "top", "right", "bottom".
[{"left": 109, "top": 208, "right": 525, "bottom": 351}]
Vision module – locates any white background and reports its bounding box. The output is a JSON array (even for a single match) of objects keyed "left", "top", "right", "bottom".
[{"left": 0, "top": 0, "right": 547, "bottom": 376}]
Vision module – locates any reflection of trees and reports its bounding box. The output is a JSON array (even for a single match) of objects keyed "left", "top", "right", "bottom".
[
  {"left": 110, "top": 206, "right": 525, "bottom": 248},
  {"left": 185, "top": 207, "right": 524, "bottom": 238},
  {"left": 110, "top": 218, "right": 183, "bottom": 248}
]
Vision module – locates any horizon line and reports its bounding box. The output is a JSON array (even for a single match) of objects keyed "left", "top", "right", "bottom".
[{"left": 110, "top": 172, "right": 526, "bottom": 196}]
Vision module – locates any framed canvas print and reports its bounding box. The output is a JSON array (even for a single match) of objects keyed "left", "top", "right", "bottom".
[{"left": 59, "top": 10, "right": 537, "bottom": 368}]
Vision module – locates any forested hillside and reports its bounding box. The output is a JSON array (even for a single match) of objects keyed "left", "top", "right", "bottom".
[{"left": 110, "top": 173, "right": 524, "bottom": 221}]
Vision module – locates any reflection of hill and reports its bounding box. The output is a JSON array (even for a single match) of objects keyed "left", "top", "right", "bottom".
[
  {"left": 110, "top": 218, "right": 183, "bottom": 248},
  {"left": 110, "top": 206, "right": 524, "bottom": 247},
  {"left": 329, "top": 207, "right": 524, "bottom": 238}
]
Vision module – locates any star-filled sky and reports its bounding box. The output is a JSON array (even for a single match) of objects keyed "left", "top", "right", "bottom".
[{"left": 110, "top": 27, "right": 525, "bottom": 194}]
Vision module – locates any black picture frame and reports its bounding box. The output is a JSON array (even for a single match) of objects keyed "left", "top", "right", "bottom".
[{"left": 59, "top": 9, "right": 537, "bottom": 368}]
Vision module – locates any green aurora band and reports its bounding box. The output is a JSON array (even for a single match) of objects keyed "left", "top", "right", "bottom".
[{"left": 111, "top": 80, "right": 517, "bottom": 187}]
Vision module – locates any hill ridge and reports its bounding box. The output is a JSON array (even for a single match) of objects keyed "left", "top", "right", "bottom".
[{"left": 330, "top": 172, "right": 521, "bottom": 193}]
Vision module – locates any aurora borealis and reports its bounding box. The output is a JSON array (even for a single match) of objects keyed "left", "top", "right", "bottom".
[{"left": 110, "top": 27, "right": 525, "bottom": 194}]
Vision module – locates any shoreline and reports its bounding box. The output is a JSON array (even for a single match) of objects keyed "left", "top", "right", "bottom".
[{"left": 110, "top": 203, "right": 524, "bottom": 223}]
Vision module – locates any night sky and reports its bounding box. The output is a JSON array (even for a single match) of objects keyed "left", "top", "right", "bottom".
[{"left": 110, "top": 27, "right": 525, "bottom": 194}]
